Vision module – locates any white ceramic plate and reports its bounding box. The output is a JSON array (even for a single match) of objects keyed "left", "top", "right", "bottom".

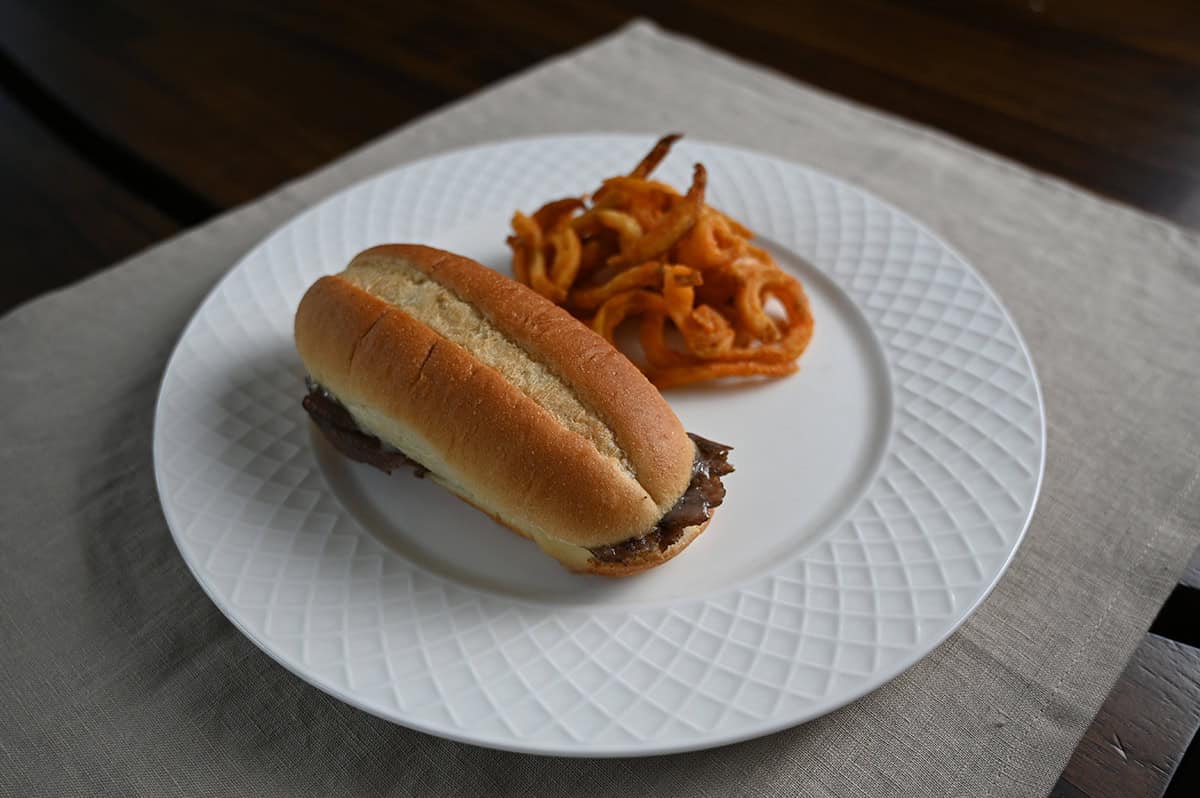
[{"left": 153, "top": 134, "right": 1044, "bottom": 756}]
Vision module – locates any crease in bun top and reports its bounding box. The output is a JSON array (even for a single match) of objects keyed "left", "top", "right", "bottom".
[{"left": 294, "top": 244, "right": 732, "bottom": 576}]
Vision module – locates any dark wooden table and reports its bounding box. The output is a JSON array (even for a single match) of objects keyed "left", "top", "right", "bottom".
[{"left": 2, "top": 1, "right": 1197, "bottom": 793}]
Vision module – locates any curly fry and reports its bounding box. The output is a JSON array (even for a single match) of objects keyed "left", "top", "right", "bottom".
[
  {"left": 715, "top": 210, "right": 753, "bottom": 239},
  {"left": 692, "top": 260, "right": 742, "bottom": 309},
  {"left": 533, "top": 197, "right": 585, "bottom": 231},
  {"left": 506, "top": 234, "right": 529, "bottom": 285},
  {"left": 661, "top": 265, "right": 702, "bottom": 330},
  {"left": 647, "top": 360, "right": 800, "bottom": 390},
  {"left": 595, "top": 177, "right": 679, "bottom": 202},
  {"left": 591, "top": 179, "right": 675, "bottom": 231},
  {"left": 571, "top": 261, "right": 663, "bottom": 311},
  {"left": 607, "top": 163, "right": 706, "bottom": 269},
  {"left": 629, "top": 133, "right": 683, "bottom": 179},
  {"left": 638, "top": 311, "right": 678, "bottom": 369},
  {"left": 662, "top": 265, "right": 734, "bottom": 356},
  {"left": 511, "top": 211, "right": 562, "bottom": 301},
  {"left": 732, "top": 256, "right": 783, "bottom": 342},
  {"left": 578, "top": 236, "right": 616, "bottom": 276},
  {"left": 675, "top": 208, "right": 748, "bottom": 269},
  {"left": 638, "top": 310, "right": 795, "bottom": 384},
  {"left": 641, "top": 279, "right": 812, "bottom": 366},
  {"left": 593, "top": 209, "right": 644, "bottom": 252},
  {"left": 683, "top": 305, "right": 737, "bottom": 358},
  {"left": 760, "top": 273, "right": 815, "bottom": 361},
  {"left": 591, "top": 290, "right": 666, "bottom": 343},
  {"left": 547, "top": 226, "right": 582, "bottom": 293}
]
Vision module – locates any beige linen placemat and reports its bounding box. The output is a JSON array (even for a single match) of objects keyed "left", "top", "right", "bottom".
[{"left": 2, "top": 20, "right": 1198, "bottom": 798}]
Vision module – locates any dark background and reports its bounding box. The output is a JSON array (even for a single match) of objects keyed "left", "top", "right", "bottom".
[
  {"left": 4, "top": 0, "right": 1199, "bottom": 316},
  {"left": 2, "top": 2, "right": 1198, "bottom": 795}
]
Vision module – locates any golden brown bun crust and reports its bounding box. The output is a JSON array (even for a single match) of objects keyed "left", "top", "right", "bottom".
[
  {"left": 355, "top": 244, "right": 695, "bottom": 510},
  {"left": 296, "top": 275, "right": 666, "bottom": 550},
  {"left": 294, "top": 245, "right": 716, "bottom": 573}
]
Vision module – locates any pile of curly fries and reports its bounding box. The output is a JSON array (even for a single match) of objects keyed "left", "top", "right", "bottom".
[{"left": 508, "top": 134, "right": 814, "bottom": 389}]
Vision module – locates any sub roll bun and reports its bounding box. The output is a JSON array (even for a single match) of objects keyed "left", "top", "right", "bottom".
[{"left": 294, "top": 244, "right": 732, "bottom": 576}]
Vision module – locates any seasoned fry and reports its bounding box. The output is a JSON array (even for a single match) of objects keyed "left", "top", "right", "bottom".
[
  {"left": 548, "top": 227, "right": 582, "bottom": 292},
  {"left": 647, "top": 360, "right": 800, "bottom": 390},
  {"left": 595, "top": 177, "right": 679, "bottom": 201},
  {"left": 629, "top": 133, "right": 683, "bottom": 179},
  {"left": 732, "top": 256, "right": 784, "bottom": 342},
  {"left": 533, "top": 197, "right": 586, "bottom": 231},
  {"left": 606, "top": 163, "right": 706, "bottom": 269},
  {"left": 511, "top": 211, "right": 563, "bottom": 302},
  {"left": 592, "top": 178, "right": 678, "bottom": 230},
  {"left": 592, "top": 209, "right": 644, "bottom": 252},
  {"left": 592, "top": 290, "right": 665, "bottom": 342},
  {"left": 578, "top": 236, "right": 615, "bottom": 275},
  {"left": 676, "top": 208, "right": 748, "bottom": 269},
  {"left": 506, "top": 234, "right": 529, "bottom": 285},
  {"left": 507, "top": 134, "right": 813, "bottom": 387},
  {"left": 570, "top": 261, "right": 663, "bottom": 311}
]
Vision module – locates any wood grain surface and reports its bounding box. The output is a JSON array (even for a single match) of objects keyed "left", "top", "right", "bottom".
[
  {"left": 1, "top": 3, "right": 1197, "bottom": 795},
  {"left": 3, "top": 1, "right": 1199, "bottom": 224},
  {"left": 1058, "top": 634, "right": 1200, "bottom": 798},
  {"left": 2, "top": 0, "right": 1199, "bottom": 313},
  {"left": 0, "top": 88, "right": 176, "bottom": 312}
]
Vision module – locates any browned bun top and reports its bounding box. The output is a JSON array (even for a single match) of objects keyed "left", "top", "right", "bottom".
[
  {"left": 360, "top": 244, "right": 694, "bottom": 508},
  {"left": 294, "top": 245, "right": 697, "bottom": 550}
]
